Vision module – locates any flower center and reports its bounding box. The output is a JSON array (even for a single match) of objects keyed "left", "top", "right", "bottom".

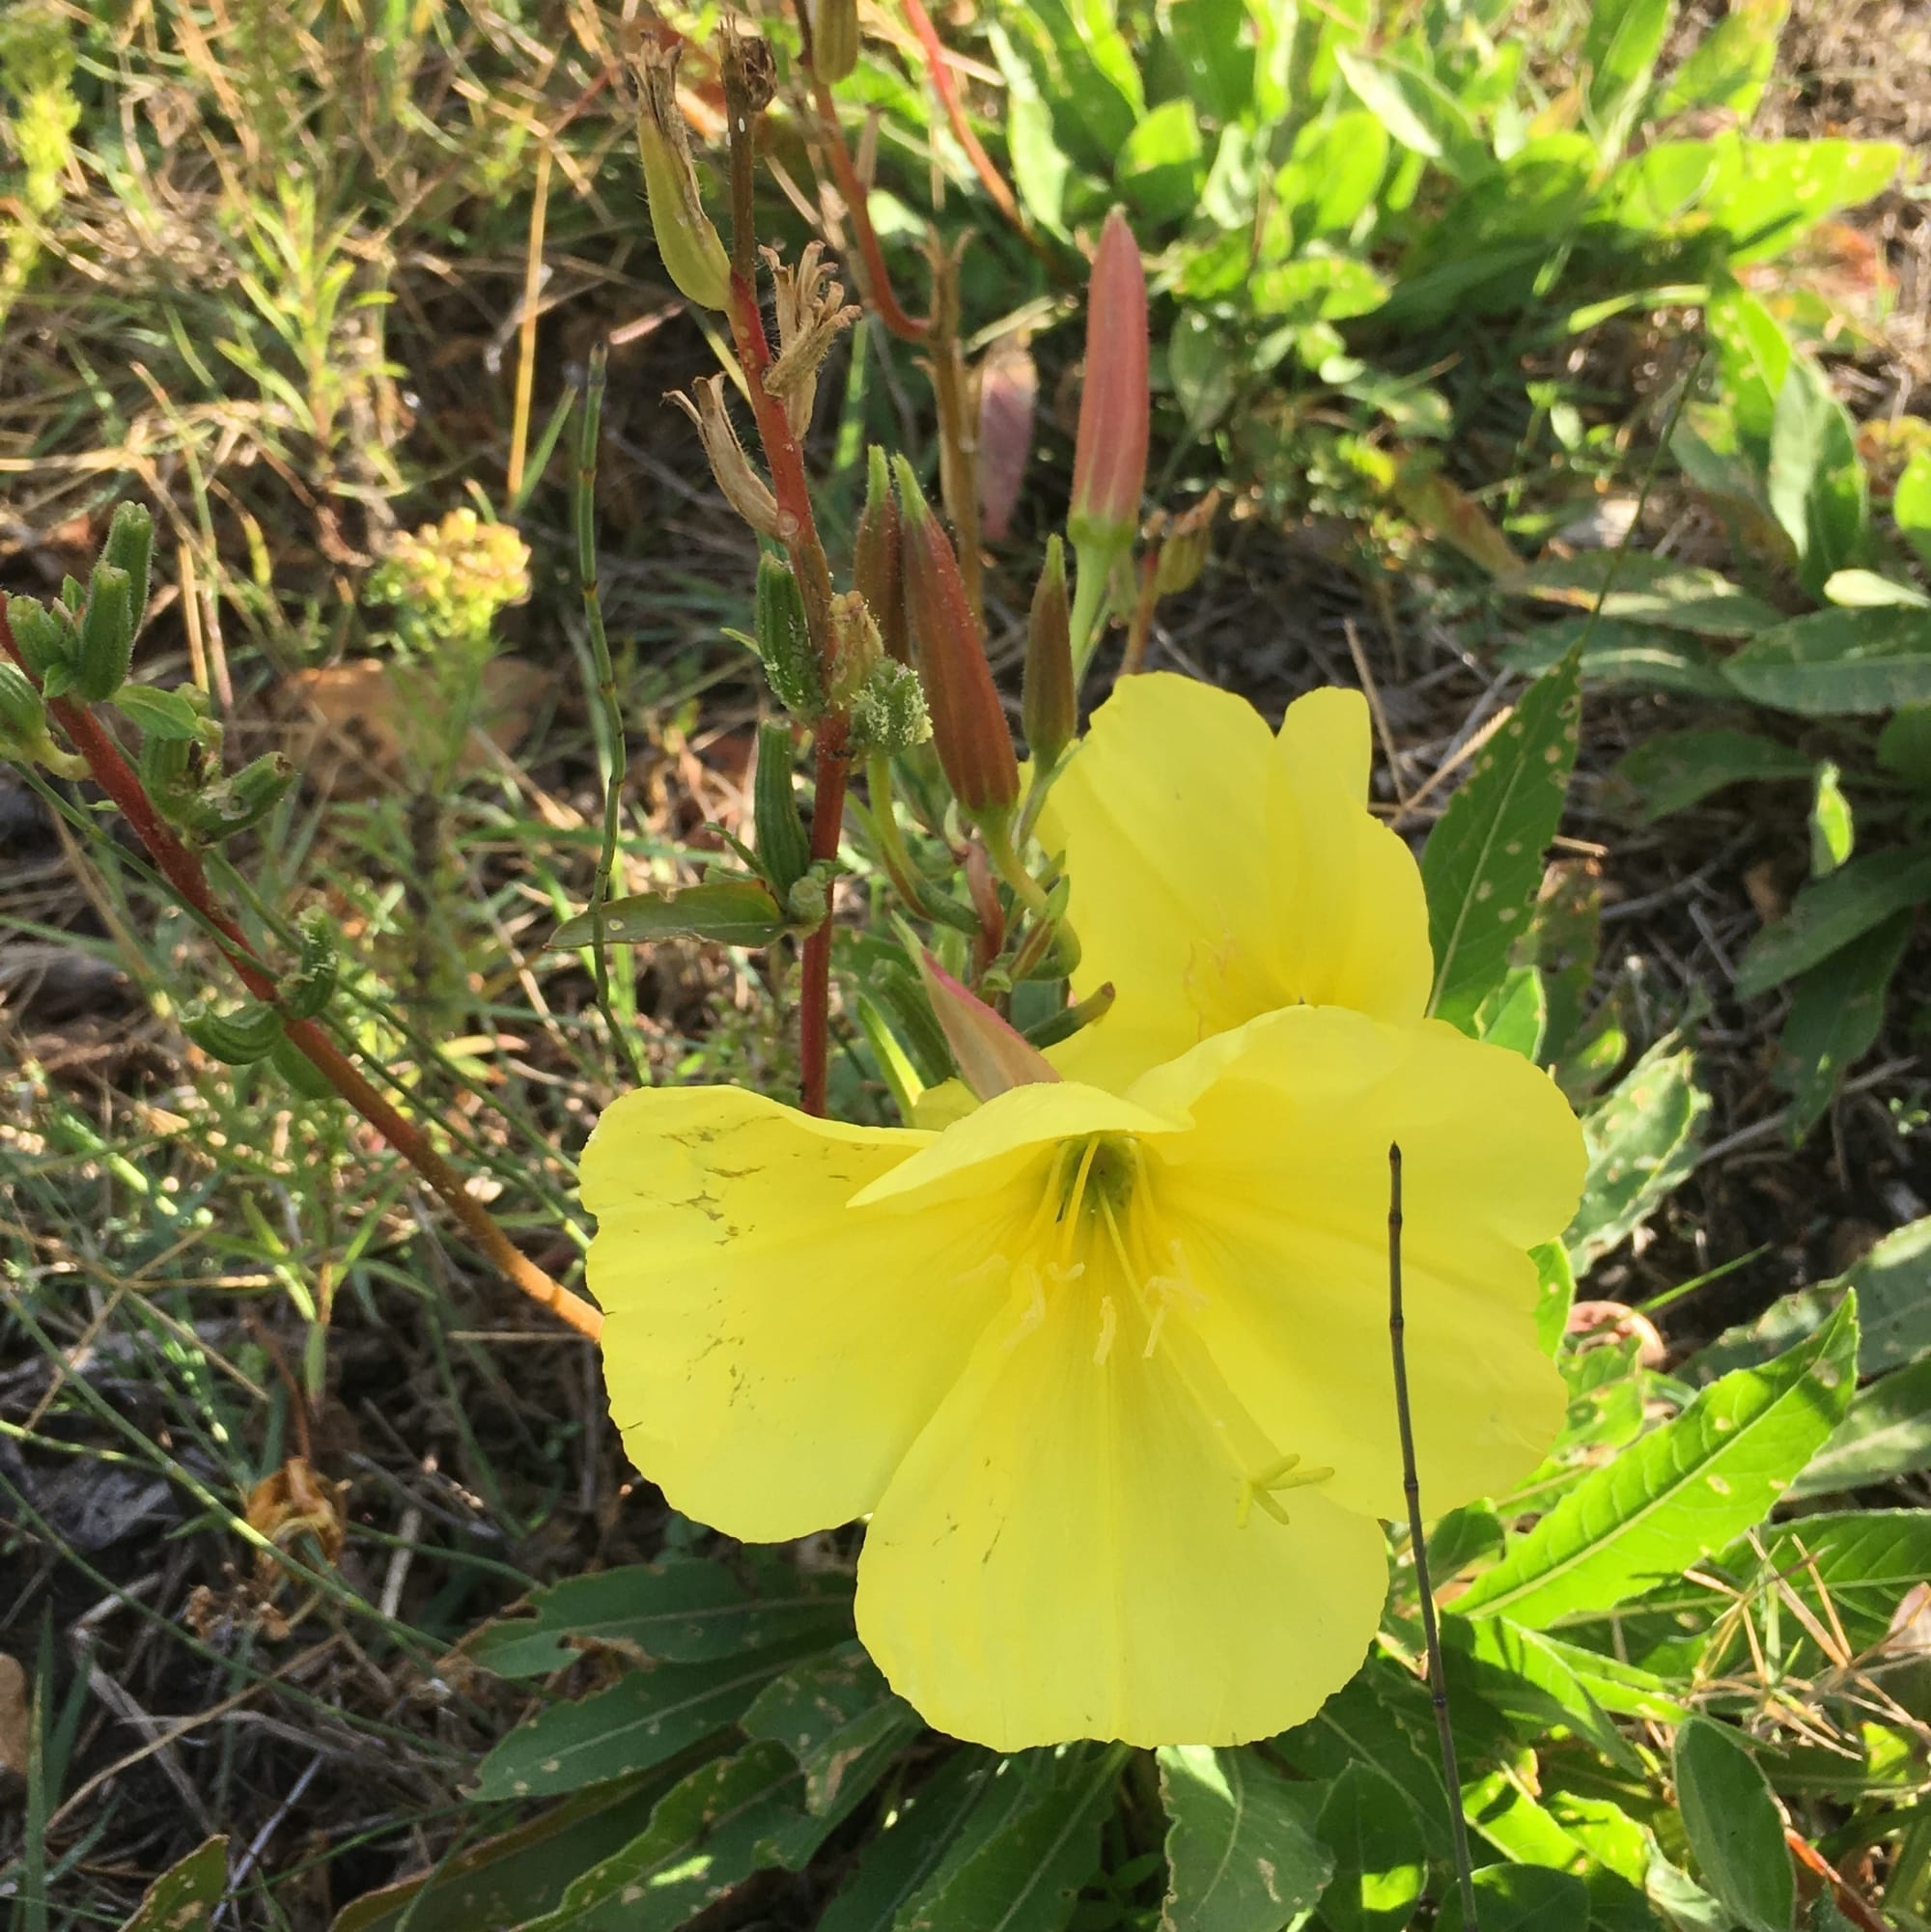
[{"left": 995, "top": 1132, "right": 1334, "bottom": 1526}]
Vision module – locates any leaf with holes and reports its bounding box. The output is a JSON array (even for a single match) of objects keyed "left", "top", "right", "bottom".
[
  {"left": 1435, "top": 1864, "right": 1593, "bottom": 1932},
  {"left": 1723, "top": 606, "right": 1931, "bottom": 714},
  {"left": 122, "top": 1836, "right": 228, "bottom": 1932},
  {"left": 1454, "top": 1297, "right": 1858, "bottom": 1628},
  {"left": 740, "top": 1643, "right": 920, "bottom": 1819},
  {"left": 1422, "top": 646, "right": 1582, "bottom": 1030},
  {"left": 1158, "top": 1745, "right": 1332, "bottom": 1932},
  {"left": 1567, "top": 1040, "right": 1709, "bottom": 1268}
]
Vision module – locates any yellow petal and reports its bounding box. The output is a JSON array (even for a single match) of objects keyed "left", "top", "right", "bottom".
[
  {"left": 855, "top": 1272, "right": 1390, "bottom": 1749},
  {"left": 1148, "top": 1006, "right": 1582, "bottom": 1519},
  {"left": 1041, "top": 675, "right": 1433, "bottom": 1095},
  {"left": 583, "top": 1085, "right": 1012, "bottom": 1542}
]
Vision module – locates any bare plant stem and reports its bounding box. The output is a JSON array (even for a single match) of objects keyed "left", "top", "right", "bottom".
[
  {"left": 898, "top": 0, "right": 1030, "bottom": 239},
  {"left": 807, "top": 75, "right": 929, "bottom": 344},
  {"left": 1388, "top": 1142, "right": 1478, "bottom": 1930},
  {"left": 574, "top": 341, "right": 646, "bottom": 1088},
  {"left": 1, "top": 612, "right": 602, "bottom": 1341}
]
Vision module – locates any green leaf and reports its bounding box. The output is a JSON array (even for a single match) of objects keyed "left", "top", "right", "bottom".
[
  {"left": 463, "top": 1558, "right": 854, "bottom": 1679},
  {"left": 895, "top": 1745, "right": 1123, "bottom": 1932},
  {"left": 1248, "top": 252, "right": 1388, "bottom": 323},
  {"left": 473, "top": 1646, "right": 824, "bottom": 1800},
  {"left": 1422, "top": 646, "right": 1581, "bottom": 1029},
  {"left": 1767, "top": 353, "right": 1868, "bottom": 599},
  {"left": 1791, "top": 1356, "right": 1931, "bottom": 1498},
  {"left": 1116, "top": 98, "right": 1203, "bottom": 227},
  {"left": 819, "top": 1752, "right": 996, "bottom": 1932},
  {"left": 110, "top": 683, "right": 207, "bottom": 741},
  {"left": 121, "top": 1836, "right": 228, "bottom": 1932},
  {"left": 1734, "top": 851, "right": 1931, "bottom": 997},
  {"left": 1895, "top": 448, "right": 1931, "bottom": 570},
  {"left": 1272, "top": 1671, "right": 1451, "bottom": 1862},
  {"left": 548, "top": 879, "right": 788, "bottom": 950},
  {"left": 1672, "top": 1717, "right": 1795, "bottom": 1932},
  {"left": 1660, "top": 0, "right": 1788, "bottom": 115},
  {"left": 1502, "top": 616, "right": 1730, "bottom": 697},
  {"left": 1454, "top": 1299, "right": 1860, "bottom": 1628},
  {"left": 988, "top": 25, "right": 1075, "bottom": 238},
  {"left": 740, "top": 1642, "right": 920, "bottom": 1817},
  {"left": 1613, "top": 727, "right": 1812, "bottom": 821},
  {"left": 1823, "top": 568, "right": 1929, "bottom": 608},
  {"left": 1843, "top": 1217, "right": 1931, "bottom": 1371},
  {"left": 1312, "top": 1763, "right": 1426, "bottom": 1932},
  {"left": 1581, "top": 0, "right": 1671, "bottom": 147},
  {"left": 1532, "top": 1241, "right": 1577, "bottom": 1358},
  {"left": 1771, "top": 912, "right": 1910, "bottom": 1137},
  {"left": 1160, "top": 0, "right": 1254, "bottom": 123},
  {"left": 1567, "top": 1041, "right": 1709, "bottom": 1267},
  {"left": 1723, "top": 606, "right": 1931, "bottom": 714},
  {"left": 1435, "top": 1863, "right": 1592, "bottom": 1932},
  {"left": 331, "top": 1778, "right": 679, "bottom": 1932},
  {"left": 1877, "top": 702, "right": 1931, "bottom": 786},
  {"left": 1157, "top": 1745, "right": 1331, "bottom": 1932},
  {"left": 1503, "top": 552, "right": 1779, "bottom": 636},
  {"left": 517, "top": 1742, "right": 806, "bottom": 1932}
]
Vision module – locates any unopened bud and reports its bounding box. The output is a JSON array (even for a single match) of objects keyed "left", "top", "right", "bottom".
[
  {"left": 806, "top": 0, "right": 859, "bottom": 81},
  {"left": 183, "top": 998, "right": 286, "bottom": 1066},
  {"left": 753, "top": 718, "right": 812, "bottom": 897},
  {"left": 7, "top": 596, "right": 74, "bottom": 681},
  {"left": 850, "top": 658, "right": 931, "bottom": 757},
  {"left": 634, "top": 42, "right": 733, "bottom": 311},
  {"left": 278, "top": 909, "right": 339, "bottom": 1021},
  {"left": 754, "top": 553, "right": 826, "bottom": 719},
  {"left": 854, "top": 445, "right": 909, "bottom": 665},
  {"left": 102, "top": 502, "right": 155, "bottom": 641},
  {"left": 74, "top": 563, "right": 134, "bottom": 702},
  {"left": 1022, "top": 535, "right": 1075, "bottom": 769},
  {"left": 893, "top": 457, "right": 1017, "bottom": 822},
  {"left": 0, "top": 661, "right": 85, "bottom": 776},
  {"left": 915, "top": 947, "right": 1059, "bottom": 1102},
  {"left": 1068, "top": 209, "right": 1149, "bottom": 554},
  {"left": 1154, "top": 489, "right": 1222, "bottom": 597},
  {"left": 672, "top": 377, "right": 785, "bottom": 540},
  {"left": 182, "top": 752, "right": 294, "bottom": 841}
]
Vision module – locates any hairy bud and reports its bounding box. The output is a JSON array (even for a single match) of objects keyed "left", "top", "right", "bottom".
[
  {"left": 1022, "top": 536, "right": 1075, "bottom": 770},
  {"left": 754, "top": 552, "right": 826, "bottom": 719}
]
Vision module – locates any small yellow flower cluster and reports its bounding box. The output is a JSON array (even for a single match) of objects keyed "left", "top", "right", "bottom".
[{"left": 370, "top": 508, "right": 530, "bottom": 648}]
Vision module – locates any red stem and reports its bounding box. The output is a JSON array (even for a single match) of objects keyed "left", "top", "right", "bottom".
[
  {"left": 725, "top": 269, "right": 849, "bottom": 1117},
  {"left": 4, "top": 618, "right": 602, "bottom": 1340},
  {"left": 809, "top": 77, "right": 929, "bottom": 344},
  {"left": 899, "top": 0, "right": 1027, "bottom": 237}
]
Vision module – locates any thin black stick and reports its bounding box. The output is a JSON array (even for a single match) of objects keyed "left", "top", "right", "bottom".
[{"left": 1388, "top": 1141, "right": 1480, "bottom": 1930}]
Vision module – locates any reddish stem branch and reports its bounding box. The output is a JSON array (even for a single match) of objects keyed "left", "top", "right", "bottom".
[
  {"left": 808, "top": 77, "right": 930, "bottom": 344},
  {"left": 799, "top": 716, "right": 851, "bottom": 1115},
  {"left": 898, "top": 0, "right": 1026, "bottom": 237},
  {"left": 3, "top": 618, "right": 602, "bottom": 1341}
]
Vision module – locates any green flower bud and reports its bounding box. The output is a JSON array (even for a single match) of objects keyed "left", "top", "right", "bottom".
[
  {"left": 278, "top": 909, "right": 339, "bottom": 1021},
  {"left": 101, "top": 502, "right": 155, "bottom": 642},
  {"left": 635, "top": 42, "right": 733, "bottom": 311},
  {"left": 181, "top": 752, "right": 294, "bottom": 841},
  {"left": 183, "top": 998, "right": 286, "bottom": 1065},
  {"left": 0, "top": 662, "right": 85, "bottom": 775},
  {"left": 854, "top": 447, "right": 909, "bottom": 666},
  {"left": 850, "top": 658, "right": 931, "bottom": 757},
  {"left": 754, "top": 719, "right": 812, "bottom": 898},
  {"left": 754, "top": 552, "right": 825, "bottom": 719},
  {"left": 1022, "top": 535, "right": 1075, "bottom": 770},
  {"left": 270, "top": 1034, "right": 340, "bottom": 1101},
  {"left": 74, "top": 562, "right": 134, "bottom": 702},
  {"left": 7, "top": 595, "right": 75, "bottom": 681},
  {"left": 806, "top": 0, "right": 859, "bottom": 81}
]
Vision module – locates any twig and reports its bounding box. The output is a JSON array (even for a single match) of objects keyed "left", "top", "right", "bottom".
[
  {"left": 0, "top": 612, "right": 602, "bottom": 1341},
  {"left": 898, "top": 0, "right": 1028, "bottom": 238},
  {"left": 808, "top": 73, "right": 929, "bottom": 343},
  {"left": 1388, "top": 1142, "right": 1480, "bottom": 1930},
  {"left": 574, "top": 343, "right": 647, "bottom": 1087}
]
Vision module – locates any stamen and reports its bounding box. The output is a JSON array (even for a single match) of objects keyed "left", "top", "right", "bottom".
[
  {"left": 1057, "top": 1135, "right": 1105, "bottom": 1260},
  {"left": 1141, "top": 1300, "right": 1167, "bottom": 1359},
  {"left": 1002, "top": 1260, "right": 1047, "bottom": 1349},
  {"left": 1093, "top": 1295, "right": 1117, "bottom": 1365},
  {"left": 951, "top": 1253, "right": 1008, "bottom": 1292}
]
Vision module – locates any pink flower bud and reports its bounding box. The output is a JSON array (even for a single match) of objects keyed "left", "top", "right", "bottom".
[
  {"left": 893, "top": 457, "right": 1019, "bottom": 822},
  {"left": 1068, "top": 209, "right": 1149, "bottom": 552},
  {"left": 915, "top": 949, "right": 1058, "bottom": 1101}
]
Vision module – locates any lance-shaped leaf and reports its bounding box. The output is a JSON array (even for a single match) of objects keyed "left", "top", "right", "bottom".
[
  {"left": 549, "top": 880, "right": 789, "bottom": 951},
  {"left": 1672, "top": 1717, "right": 1795, "bottom": 1932},
  {"left": 1158, "top": 1745, "right": 1331, "bottom": 1932},
  {"left": 1456, "top": 1298, "right": 1859, "bottom": 1628}
]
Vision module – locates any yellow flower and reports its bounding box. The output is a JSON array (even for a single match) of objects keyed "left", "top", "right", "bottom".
[
  {"left": 585, "top": 1008, "right": 1581, "bottom": 1750},
  {"left": 1037, "top": 671, "right": 1432, "bottom": 1092}
]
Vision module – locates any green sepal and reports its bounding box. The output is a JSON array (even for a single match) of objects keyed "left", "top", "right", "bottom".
[
  {"left": 753, "top": 553, "right": 825, "bottom": 719},
  {"left": 179, "top": 753, "right": 295, "bottom": 841},
  {"left": 269, "top": 1033, "right": 339, "bottom": 1101},
  {"left": 101, "top": 502, "right": 154, "bottom": 643},
  {"left": 753, "top": 719, "right": 812, "bottom": 899},
  {"left": 74, "top": 563, "right": 134, "bottom": 702},
  {"left": 182, "top": 999, "right": 286, "bottom": 1065},
  {"left": 278, "top": 910, "right": 339, "bottom": 1021},
  {"left": 6, "top": 596, "right": 75, "bottom": 680}
]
